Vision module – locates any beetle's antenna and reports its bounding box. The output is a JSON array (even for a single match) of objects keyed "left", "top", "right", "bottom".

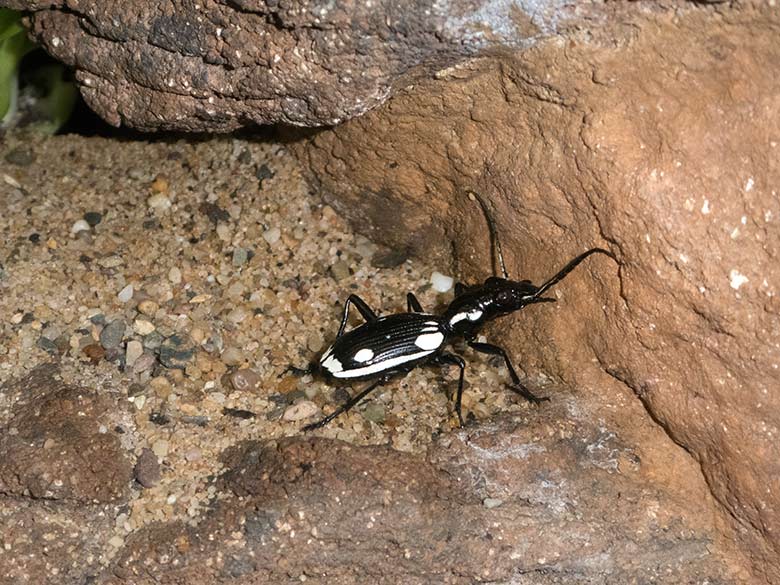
[
  {"left": 469, "top": 191, "right": 509, "bottom": 279},
  {"left": 532, "top": 248, "right": 614, "bottom": 299}
]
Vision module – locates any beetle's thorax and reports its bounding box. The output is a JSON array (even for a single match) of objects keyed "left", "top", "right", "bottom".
[{"left": 443, "top": 277, "right": 541, "bottom": 338}]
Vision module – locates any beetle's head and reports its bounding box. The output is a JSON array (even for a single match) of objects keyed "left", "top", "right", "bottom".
[{"left": 487, "top": 277, "right": 556, "bottom": 314}]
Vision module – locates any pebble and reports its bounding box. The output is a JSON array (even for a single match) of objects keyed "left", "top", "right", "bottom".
[
  {"left": 99, "top": 320, "right": 126, "bottom": 349},
  {"left": 137, "top": 300, "right": 159, "bottom": 316},
  {"left": 306, "top": 333, "right": 324, "bottom": 353},
  {"left": 282, "top": 401, "right": 319, "bottom": 421},
  {"left": 125, "top": 340, "right": 144, "bottom": 368},
  {"left": 108, "top": 536, "right": 125, "bottom": 549},
  {"left": 371, "top": 247, "right": 408, "bottom": 268},
  {"left": 431, "top": 271, "right": 454, "bottom": 293},
  {"left": 184, "top": 447, "right": 202, "bottom": 462},
  {"left": 71, "top": 219, "right": 91, "bottom": 234},
  {"left": 330, "top": 260, "right": 350, "bottom": 281},
  {"left": 168, "top": 266, "right": 182, "bottom": 284},
  {"left": 482, "top": 498, "right": 504, "bottom": 509},
  {"left": 147, "top": 193, "right": 172, "bottom": 210},
  {"left": 134, "top": 448, "right": 161, "bottom": 487},
  {"left": 83, "top": 211, "right": 103, "bottom": 226},
  {"left": 262, "top": 226, "right": 281, "bottom": 244},
  {"left": 362, "top": 403, "right": 386, "bottom": 423},
  {"left": 117, "top": 284, "right": 134, "bottom": 303},
  {"left": 4, "top": 146, "right": 35, "bottom": 166},
  {"left": 232, "top": 247, "right": 249, "bottom": 267},
  {"left": 221, "top": 346, "right": 245, "bottom": 366},
  {"left": 159, "top": 334, "right": 195, "bottom": 369},
  {"left": 151, "top": 440, "right": 169, "bottom": 459},
  {"left": 133, "top": 318, "right": 156, "bottom": 336},
  {"left": 226, "top": 307, "right": 249, "bottom": 324}
]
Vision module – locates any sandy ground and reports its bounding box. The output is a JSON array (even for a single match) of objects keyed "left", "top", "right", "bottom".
[{"left": 0, "top": 130, "right": 529, "bottom": 546}]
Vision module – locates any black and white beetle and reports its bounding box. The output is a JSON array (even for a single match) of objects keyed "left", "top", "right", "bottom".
[{"left": 291, "top": 193, "right": 613, "bottom": 431}]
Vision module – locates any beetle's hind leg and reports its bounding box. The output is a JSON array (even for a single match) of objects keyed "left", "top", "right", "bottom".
[
  {"left": 302, "top": 375, "right": 390, "bottom": 431},
  {"left": 468, "top": 341, "right": 549, "bottom": 405}
]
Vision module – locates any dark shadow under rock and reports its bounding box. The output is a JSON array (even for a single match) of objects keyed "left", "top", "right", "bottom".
[{"left": 106, "top": 397, "right": 741, "bottom": 584}]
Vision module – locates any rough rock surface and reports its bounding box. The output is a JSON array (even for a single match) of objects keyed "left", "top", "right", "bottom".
[
  {"left": 1, "top": 0, "right": 624, "bottom": 130},
  {"left": 106, "top": 397, "right": 740, "bottom": 584},
  {"left": 0, "top": 364, "right": 132, "bottom": 584},
  {"left": 0, "top": 364, "right": 132, "bottom": 503},
  {"left": 291, "top": 5, "right": 780, "bottom": 582}
]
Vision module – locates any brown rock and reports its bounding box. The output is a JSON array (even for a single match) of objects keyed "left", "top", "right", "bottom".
[
  {"left": 4, "top": 0, "right": 617, "bottom": 130},
  {"left": 0, "top": 365, "right": 133, "bottom": 585},
  {"left": 133, "top": 448, "right": 161, "bottom": 488},
  {"left": 0, "top": 364, "right": 132, "bottom": 503},
  {"left": 291, "top": 5, "right": 780, "bottom": 580},
  {"left": 104, "top": 398, "right": 742, "bottom": 583}
]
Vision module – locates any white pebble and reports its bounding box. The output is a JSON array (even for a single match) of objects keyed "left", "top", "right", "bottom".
[
  {"left": 431, "top": 271, "right": 454, "bottom": 293},
  {"left": 729, "top": 269, "right": 748, "bottom": 290},
  {"left": 147, "top": 193, "right": 171, "bottom": 210},
  {"left": 263, "top": 227, "right": 281, "bottom": 244},
  {"left": 117, "top": 284, "right": 134, "bottom": 303},
  {"left": 283, "top": 401, "right": 319, "bottom": 421},
  {"left": 71, "top": 219, "right": 91, "bottom": 234}
]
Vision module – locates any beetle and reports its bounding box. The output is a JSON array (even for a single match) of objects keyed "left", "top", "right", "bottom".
[{"left": 291, "top": 192, "right": 613, "bottom": 431}]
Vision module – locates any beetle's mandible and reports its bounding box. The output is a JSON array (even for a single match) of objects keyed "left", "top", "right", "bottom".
[{"left": 288, "top": 192, "right": 615, "bottom": 431}]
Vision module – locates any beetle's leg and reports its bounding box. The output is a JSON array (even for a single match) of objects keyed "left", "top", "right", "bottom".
[
  {"left": 302, "top": 376, "right": 387, "bottom": 431},
  {"left": 468, "top": 341, "right": 549, "bottom": 404},
  {"left": 279, "top": 364, "right": 313, "bottom": 377},
  {"left": 407, "top": 292, "right": 424, "bottom": 313},
  {"left": 432, "top": 352, "right": 467, "bottom": 427},
  {"left": 336, "top": 294, "right": 379, "bottom": 337}
]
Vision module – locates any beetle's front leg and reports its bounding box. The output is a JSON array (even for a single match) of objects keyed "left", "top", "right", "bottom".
[
  {"left": 406, "top": 292, "right": 424, "bottom": 313},
  {"left": 336, "top": 294, "right": 379, "bottom": 337},
  {"left": 468, "top": 341, "right": 549, "bottom": 404}
]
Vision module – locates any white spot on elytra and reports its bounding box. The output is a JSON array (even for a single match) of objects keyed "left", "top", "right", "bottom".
[
  {"left": 450, "top": 313, "right": 468, "bottom": 325},
  {"left": 414, "top": 332, "right": 444, "bottom": 350},
  {"left": 729, "top": 270, "right": 748, "bottom": 290},
  {"left": 321, "top": 354, "right": 343, "bottom": 373},
  {"left": 353, "top": 348, "right": 374, "bottom": 363},
  {"left": 467, "top": 309, "right": 483, "bottom": 321}
]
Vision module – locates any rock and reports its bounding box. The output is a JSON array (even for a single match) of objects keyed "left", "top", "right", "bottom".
[
  {"left": 229, "top": 369, "right": 261, "bottom": 393},
  {"left": 71, "top": 219, "right": 91, "bottom": 234},
  {"left": 4, "top": 146, "right": 35, "bottom": 166},
  {"left": 117, "top": 284, "right": 134, "bottom": 303},
  {"left": 0, "top": 364, "right": 132, "bottom": 503},
  {"left": 125, "top": 340, "right": 143, "bottom": 368},
  {"left": 330, "top": 259, "right": 350, "bottom": 281},
  {"left": 133, "top": 318, "right": 156, "bottom": 336},
  {"left": 105, "top": 403, "right": 741, "bottom": 583},
  {"left": 291, "top": 7, "right": 780, "bottom": 579},
  {"left": 99, "top": 320, "right": 126, "bottom": 349},
  {"left": 133, "top": 448, "right": 161, "bottom": 488},
  {"left": 84, "top": 211, "right": 103, "bottom": 226},
  {"left": 282, "top": 401, "right": 319, "bottom": 422},
  {"left": 159, "top": 334, "right": 195, "bottom": 369},
  {"left": 1, "top": 0, "right": 610, "bottom": 130}
]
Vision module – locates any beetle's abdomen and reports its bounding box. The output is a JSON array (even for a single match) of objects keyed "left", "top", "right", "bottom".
[{"left": 319, "top": 313, "right": 447, "bottom": 379}]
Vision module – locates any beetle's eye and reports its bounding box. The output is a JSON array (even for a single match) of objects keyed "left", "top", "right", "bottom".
[{"left": 497, "top": 290, "right": 512, "bottom": 304}]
